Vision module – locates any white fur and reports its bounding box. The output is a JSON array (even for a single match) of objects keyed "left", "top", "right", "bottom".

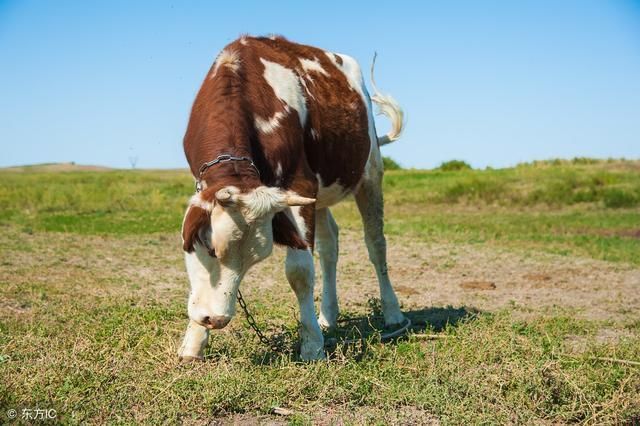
[
  {"left": 299, "top": 57, "right": 328, "bottom": 76},
  {"left": 260, "top": 58, "right": 307, "bottom": 127},
  {"left": 178, "top": 319, "right": 210, "bottom": 360},
  {"left": 310, "top": 128, "right": 318, "bottom": 141},
  {"left": 315, "top": 174, "right": 348, "bottom": 209},
  {"left": 285, "top": 248, "right": 325, "bottom": 360},
  {"left": 370, "top": 57, "right": 404, "bottom": 146},
  {"left": 188, "top": 193, "right": 213, "bottom": 211},
  {"left": 255, "top": 110, "right": 286, "bottom": 134},
  {"left": 324, "top": 52, "right": 366, "bottom": 103},
  {"left": 210, "top": 49, "right": 241, "bottom": 79},
  {"left": 315, "top": 208, "right": 339, "bottom": 329},
  {"left": 288, "top": 205, "right": 308, "bottom": 241}
]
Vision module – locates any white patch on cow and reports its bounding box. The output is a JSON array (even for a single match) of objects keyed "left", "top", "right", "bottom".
[
  {"left": 188, "top": 193, "right": 213, "bottom": 211},
  {"left": 275, "top": 162, "right": 283, "bottom": 179},
  {"left": 210, "top": 49, "right": 241, "bottom": 79},
  {"left": 255, "top": 111, "right": 286, "bottom": 134},
  {"left": 239, "top": 35, "right": 249, "bottom": 45},
  {"left": 298, "top": 75, "right": 315, "bottom": 100},
  {"left": 324, "top": 52, "right": 366, "bottom": 102},
  {"left": 310, "top": 128, "right": 318, "bottom": 141},
  {"left": 315, "top": 174, "right": 348, "bottom": 209},
  {"left": 288, "top": 205, "right": 308, "bottom": 240},
  {"left": 299, "top": 57, "right": 328, "bottom": 76},
  {"left": 260, "top": 58, "right": 307, "bottom": 127}
]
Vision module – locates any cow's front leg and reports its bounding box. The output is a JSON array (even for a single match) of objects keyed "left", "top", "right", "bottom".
[
  {"left": 285, "top": 248, "right": 325, "bottom": 360},
  {"left": 178, "top": 319, "right": 209, "bottom": 361}
]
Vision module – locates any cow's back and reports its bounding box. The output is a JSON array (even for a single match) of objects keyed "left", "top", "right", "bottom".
[{"left": 209, "top": 36, "right": 374, "bottom": 205}]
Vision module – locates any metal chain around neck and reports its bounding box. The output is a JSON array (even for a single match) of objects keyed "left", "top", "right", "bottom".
[{"left": 195, "top": 154, "right": 261, "bottom": 193}]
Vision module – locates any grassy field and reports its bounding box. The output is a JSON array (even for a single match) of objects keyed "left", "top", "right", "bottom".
[{"left": 1, "top": 159, "right": 639, "bottom": 424}]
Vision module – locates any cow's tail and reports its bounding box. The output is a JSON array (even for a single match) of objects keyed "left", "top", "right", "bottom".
[{"left": 370, "top": 52, "right": 404, "bottom": 146}]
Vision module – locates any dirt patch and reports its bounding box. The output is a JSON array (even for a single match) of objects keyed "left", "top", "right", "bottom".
[
  {"left": 459, "top": 281, "right": 496, "bottom": 290},
  {"left": 1, "top": 226, "right": 639, "bottom": 325}
]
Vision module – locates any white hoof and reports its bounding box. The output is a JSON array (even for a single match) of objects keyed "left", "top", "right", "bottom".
[
  {"left": 300, "top": 340, "right": 326, "bottom": 361},
  {"left": 178, "top": 354, "right": 204, "bottom": 363},
  {"left": 384, "top": 310, "right": 406, "bottom": 327},
  {"left": 318, "top": 313, "right": 337, "bottom": 330}
]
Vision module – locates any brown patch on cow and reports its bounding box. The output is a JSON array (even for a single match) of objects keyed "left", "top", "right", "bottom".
[
  {"left": 183, "top": 35, "right": 374, "bottom": 249},
  {"left": 181, "top": 205, "right": 211, "bottom": 253},
  {"left": 459, "top": 281, "right": 496, "bottom": 290},
  {"left": 272, "top": 212, "right": 308, "bottom": 250}
]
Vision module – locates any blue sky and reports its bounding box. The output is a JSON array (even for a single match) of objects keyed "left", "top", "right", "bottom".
[{"left": 1, "top": 1, "right": 639, "bottom": 169}]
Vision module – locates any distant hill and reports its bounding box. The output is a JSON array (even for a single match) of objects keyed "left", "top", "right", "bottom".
[{"left": 0, "top": 162, "right": 113, "bottom": 172}]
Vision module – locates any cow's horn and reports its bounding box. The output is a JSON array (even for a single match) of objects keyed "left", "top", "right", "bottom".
[{"left": 285, "top": 192, "right": 316, "bottom": 206}]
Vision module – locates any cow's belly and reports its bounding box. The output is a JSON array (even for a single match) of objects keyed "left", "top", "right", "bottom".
[{"left": 315, "top": 178, "right": 351, "bottom": 209}]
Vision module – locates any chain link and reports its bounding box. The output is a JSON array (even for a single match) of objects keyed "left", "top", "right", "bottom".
[
  {"left": 237, "top": 289, "right": 279, "bottom": 350},
  {"left": 237, "top": 289, "right": 412, "bottom": 351}
]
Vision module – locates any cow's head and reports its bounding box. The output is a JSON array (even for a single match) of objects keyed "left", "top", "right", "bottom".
[{"left": 181, "top": 185, "right": 313, "bottom": 330}]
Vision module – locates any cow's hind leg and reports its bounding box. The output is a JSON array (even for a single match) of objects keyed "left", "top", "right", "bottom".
[
  {"left": 286, "top": 248, "right": 325, "bottom": 360},
  {"left": 315, "top": 208, "right": 339, "bottom": 329},
  {"left": 355, "top": 173, "right": 406, "bottom": 326}
]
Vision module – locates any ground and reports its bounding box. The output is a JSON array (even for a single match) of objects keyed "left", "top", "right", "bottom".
[{"left": 0, "top": 159, "right": 639, "bottom": 424}]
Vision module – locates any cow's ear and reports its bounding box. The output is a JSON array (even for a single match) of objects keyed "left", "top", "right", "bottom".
[
  {"left": 181, "top": 205, "right": 212, "bottom": 253},
  {"left": 272, "top": 211, "right": 308, "bottom": 250}
]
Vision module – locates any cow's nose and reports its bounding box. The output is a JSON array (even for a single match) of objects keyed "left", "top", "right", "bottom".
[{"left": 201, "top": 315, "right": 231, "bottom": 329}]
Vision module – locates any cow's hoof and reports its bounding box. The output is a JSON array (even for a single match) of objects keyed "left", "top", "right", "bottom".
[
  {"left": 384, "top": 311, "right": 406, "bottom": 327},
  {"left": 318, "top": 314, "right": 337, "bottom": 330},
  {"left": 178, "top": 355, "right": 203, "bottom": 363},
  {"left": 300, "top": 342, "right": 326, "bottom": 361}
]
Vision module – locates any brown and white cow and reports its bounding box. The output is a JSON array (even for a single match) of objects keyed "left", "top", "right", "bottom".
[{"left": 178, "top": 35, "right": 405, "bottom": 361}]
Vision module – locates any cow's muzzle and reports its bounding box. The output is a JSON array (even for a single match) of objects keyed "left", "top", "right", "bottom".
[{"left": 199, "top": 315, "right": 232, "bottom": 330}]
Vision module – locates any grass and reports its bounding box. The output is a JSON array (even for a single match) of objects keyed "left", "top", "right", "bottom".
[{"left": 1, "top": 159, "right": 639, "bottom": 424}]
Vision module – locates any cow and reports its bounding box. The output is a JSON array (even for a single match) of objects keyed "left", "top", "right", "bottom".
[{"left": 178, "top": 35, "right": 406, "bottom": 361}]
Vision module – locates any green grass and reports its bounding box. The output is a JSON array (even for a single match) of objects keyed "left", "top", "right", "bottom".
[
  {"left": 1, "top": 278, "right": 639, "bottom": 424},
  {"left": 1, "top": 159, "right": 639, "bottom": 263},
  {"left": 1, "top": 159, "right": 639, "bottom": 424}
]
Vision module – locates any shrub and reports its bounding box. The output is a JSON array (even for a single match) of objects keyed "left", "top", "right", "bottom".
[
  {"left": 438, "top": 160, "right": 472, "bottom": 171},
  {"left": 382, "top": 156, "right": 402, "bottom": 170},
  {"left": 603, "top": 189, "right": 638, "bottom": 208}
]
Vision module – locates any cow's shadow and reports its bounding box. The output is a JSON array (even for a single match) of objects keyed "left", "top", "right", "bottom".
[{"left": 248, "top": 305, "right": 480, "bottom": 365}]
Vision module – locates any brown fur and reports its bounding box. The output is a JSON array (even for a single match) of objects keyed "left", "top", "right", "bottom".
[{"left": 182, "top": 36, "right": 374, "bottom": 252}]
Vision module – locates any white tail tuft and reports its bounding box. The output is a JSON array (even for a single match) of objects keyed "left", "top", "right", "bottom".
[{"left": 370, "top": 52, "right": 404, "bottom": 146}]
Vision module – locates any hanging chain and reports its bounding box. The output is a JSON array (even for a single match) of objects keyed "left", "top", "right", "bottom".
[
  {"left": 237, "top": 289, "right": 412, "bottom": 351},
  {"left": 236, "top": 289, "right": 277, "bottom": 349}
]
